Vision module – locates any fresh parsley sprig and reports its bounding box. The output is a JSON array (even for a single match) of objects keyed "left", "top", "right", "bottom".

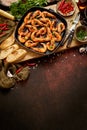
[{"left": 10, "top": 0, "right": 47, "bottom": 19}]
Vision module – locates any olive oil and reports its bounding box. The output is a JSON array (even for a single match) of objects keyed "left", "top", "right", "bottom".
[
  {"left": 76, "top": 0, "right": 87, "bottom": 25},
  {"left": 77, "top": 0, "right": 87, "bottom": 11}
]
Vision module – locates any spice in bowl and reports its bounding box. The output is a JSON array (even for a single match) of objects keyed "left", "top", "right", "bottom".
[
  {"left": 75, "top": 25, "right": 87, "bottom": 43},
  {"left": 56, "top": 0, "right": 75, "bottom": 16}
]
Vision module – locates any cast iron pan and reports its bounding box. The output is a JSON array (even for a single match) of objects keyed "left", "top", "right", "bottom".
[{"left": 15, "top": 6, "right": 67, "bottom": 55}]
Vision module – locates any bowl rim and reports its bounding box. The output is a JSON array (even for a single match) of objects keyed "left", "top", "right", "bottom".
[
  {"left": 56, "top": 0, "right": 76, "bottom": 17},
  {"left": 75, "top": 25, "right": 87, "bottom": 43}
]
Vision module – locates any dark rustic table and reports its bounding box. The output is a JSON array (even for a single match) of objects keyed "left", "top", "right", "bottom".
[
  {"left": 0, "top": 1, "right": 87, "bottom": 130},
  {"left": 0, "top": 47, "right": 87, "bottom": 130}
]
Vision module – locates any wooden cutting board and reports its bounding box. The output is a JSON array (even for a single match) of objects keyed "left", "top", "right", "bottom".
[
  {"left": 1, "top": 1, "right": 86, "bottom": 63},
  {"left": 20, "top": 1, "right": 85, "bottom": 62}
]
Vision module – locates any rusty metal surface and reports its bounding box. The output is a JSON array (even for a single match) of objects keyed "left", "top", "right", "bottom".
[{"left": 0, "top": 48, "right": 87, "bottom": 130}]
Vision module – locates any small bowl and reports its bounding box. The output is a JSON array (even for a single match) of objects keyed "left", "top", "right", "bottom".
[
  {"left": 56, "top": 0, "right": 75, "bottom": 17},
  {"left": 75, "top": 25, "right": 87, "bottom": 43}
]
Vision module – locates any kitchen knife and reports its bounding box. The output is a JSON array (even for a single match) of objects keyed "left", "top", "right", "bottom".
[{"left": 65, "top": 12, "right": 80, "bottom": 48}]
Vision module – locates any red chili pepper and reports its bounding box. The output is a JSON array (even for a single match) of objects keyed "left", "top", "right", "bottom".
[
  {"left": 59, "top": 1, "right": 74, "bottom": 14},
  {"left": 0, "top": 23, "right": 9, "bottom": 33},
  {"left": 16, "top": 67, "right": 23, "bottom": 74},
  {"left": 0, "top": 23, "right": 7, "bottom": 27},
  {"left": 26, "top": 62, "right": 36, "bottom": 66},
  {"left": 3, "top": 27, "right": 9, "bottom": 31},
  {"left": 58, "top": 0, "right": 65, "bottom": 10},
  {"left": 0, "top": 32, "right": 6, "bottom": 37},
  {"left": 66, "top": 6, "right": 74, "bottom": 13},
  {"left": 61, "top": 3, "right": 69, "bottom": 10},
  {"left": 0, "top": 26, "right": 7, "bottom": 31}
]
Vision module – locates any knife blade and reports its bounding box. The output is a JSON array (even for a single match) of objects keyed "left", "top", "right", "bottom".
[
  {"left": 69, "top": 12, "right": 80, "bottom": 32},
  {"left": 64, "top": 12, "right": 80, "bottom": 48}
]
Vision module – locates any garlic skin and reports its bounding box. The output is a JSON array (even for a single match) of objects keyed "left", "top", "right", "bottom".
[{"left": 79, "top": 47, "right": 86, "bottom": 53}]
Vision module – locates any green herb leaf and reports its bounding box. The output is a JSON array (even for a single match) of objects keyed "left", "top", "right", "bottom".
[
  {"left": 77, "top": 30, "right": 87, "bottom": 40},
  {"left": 10, "top": 0, "right": 47, "bottom": 19}
]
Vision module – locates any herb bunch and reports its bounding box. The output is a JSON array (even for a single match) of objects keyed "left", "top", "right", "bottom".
[{"left": 10, "top": 0, "right": 47, "bottom": 19}]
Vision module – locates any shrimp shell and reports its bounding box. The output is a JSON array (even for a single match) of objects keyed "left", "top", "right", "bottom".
[
  {"left": 18, "top": 35, "right": 26, "bottom": 43},
  {"left": 57, "top": 22, "right": 65, "bottom": 34},
  {"left": 31, "top": 19, "right": 43, "bottom": 26},
  {"left": 53, "top": 31, "right": 62, "bottom": 42},
  {"left": 36, "top": 27, "right": 46, "bottom": 36},
  {"left": 31, "top": 43, "right": 47, "bottom": 53},
  {"left": 19, "top": 30, "right": 29, "bottom": 36},
  {"left": 25, "top": 40, "right": 38, "bottom": 47},
  {"left": 31, "top": 31, "right": 50, "bottom": 42},
  {"left": 18, "top": 23, "right": 25, "bottom": 35},
  {"left": 42, "top": 11, "right": 56, "bottom": 18},
  {"left": 32, "top": 10, "right": 44, "bottom": 18},
  {"left": 24, "top": 12, "right": 33, "bottom": 23},
  {"left": 25, "top": 25, "right": 37, "bottom": 32},
  {"left": 40, "top": 18, "right": 51, "bottom": 27},
  {"left": 46, "top": 39, "right": 56, "bottom": 51}
]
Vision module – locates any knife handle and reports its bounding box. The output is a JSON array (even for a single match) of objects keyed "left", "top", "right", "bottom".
[{"left": 66, "top": 30, "right": 75, "bottom": 48}]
